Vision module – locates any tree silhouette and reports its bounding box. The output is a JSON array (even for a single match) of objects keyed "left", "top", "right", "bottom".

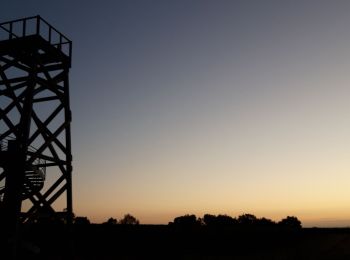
[
  {"left": 237, "top": 214, "right": 257, "bottom": 226},
  {"left": 203, "top": 214, "right": 216, "bottom": 226},
  {"left": 119, "top": 214, "right": 139, "bottom": 225},
  {"left": 173, "top": 214, "right": 200, "bottom": 227},
  {"left": 256, "top": 217, "right": 276, "bottom": 227},
  {"left": 216, "top": 214, "right": 237, "bottom": 226},
  {"left": 278, "top": 216, "right": 302, "bottom": 229},
  {"left": 169, "top": 213, "right": 303, "bottom": 230},
  {"left": 203, "top": 214, "right": 237, "bottom": 227}
]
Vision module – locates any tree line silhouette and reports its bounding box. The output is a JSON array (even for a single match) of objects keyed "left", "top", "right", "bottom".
[
  {"left": 169, "top": 213, "right": 302, "bottom": 229},
  {"left": 74, "top": 213, "right": 140, "bottom": 225},
  {"left": 73, "top": 213, "right": 301, "bottom": 229}
]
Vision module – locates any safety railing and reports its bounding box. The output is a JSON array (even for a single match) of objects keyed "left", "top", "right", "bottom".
[
  {"left": 0, "top": 139, "right": 5, "bottom": 152},
  {"left": 0, "top": 136, "right": 46, "bottom": 180},
  {"left": 0, "top": 15, "right": 72, "bottom": 59}
]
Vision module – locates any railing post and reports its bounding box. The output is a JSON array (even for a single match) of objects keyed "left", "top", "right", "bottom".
[
  {"left": 22, "top": 19, "right": 26, "bottom": 37},
  {"left": 59, "top": 35, "right": 63, "bottom": 50},
  {"left": 49, "top": 27, "right": 52, "bottom": 43},
  {"left": 9, "top": 22, "right": 13, "bottom": 40},
  {"left": 36, "top": 16, "right": 40, "bottom": 35},
  {"left": 69, "top": 42, "right": 72, "bottom": 58}
]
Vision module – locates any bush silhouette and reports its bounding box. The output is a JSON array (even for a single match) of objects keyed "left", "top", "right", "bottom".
[
  {"left": 119, "top": 214, "right": 139, "bottom": 225},
  {"left": 74, "top": 216, "right": 90, "bottom": 225},
  {"left": 103, "top": 217, "right": 118, "bottom": 225}
]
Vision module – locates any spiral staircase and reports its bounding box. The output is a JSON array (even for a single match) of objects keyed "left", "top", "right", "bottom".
[{"left": 0, "top": 137, "right": 46, "bottom": 203}]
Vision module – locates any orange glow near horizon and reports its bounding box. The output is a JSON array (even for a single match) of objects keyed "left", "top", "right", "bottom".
[{"left": 9, "top": 1, "right": 350, "bottom": 228}]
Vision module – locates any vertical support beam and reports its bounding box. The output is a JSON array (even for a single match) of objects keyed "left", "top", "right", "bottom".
[
  {"left": 2, "top": 67, "right": 35, "bottom": 259},
  {"left": 2, "top": 141, "right": 23, "bottom": 259},
  {"left": 64, "top": 72, "right": 73, "bottom": 225}
]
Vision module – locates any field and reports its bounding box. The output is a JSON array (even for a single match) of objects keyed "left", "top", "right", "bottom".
[{"left": 10, "top": 224, "right": 350, "bottom": 259}]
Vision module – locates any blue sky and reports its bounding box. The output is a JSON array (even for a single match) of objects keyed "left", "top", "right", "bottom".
[{"left": 2, "top": 1, "right": 350, "bottom": 226}]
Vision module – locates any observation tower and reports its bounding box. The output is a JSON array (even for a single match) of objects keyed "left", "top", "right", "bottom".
[{"left": 0, "top": 15, "right": 73, "bottom": 256}]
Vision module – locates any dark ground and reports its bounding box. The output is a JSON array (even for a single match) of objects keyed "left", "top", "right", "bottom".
[{"left": 5, "top": 224, "right": 350, "bottom": 259}]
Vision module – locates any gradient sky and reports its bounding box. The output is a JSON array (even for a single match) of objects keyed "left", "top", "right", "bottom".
[{"left": 2, "top": 0, "right": 350, "bottom": 227}]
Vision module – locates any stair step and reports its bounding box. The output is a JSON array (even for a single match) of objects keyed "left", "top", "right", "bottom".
[{"left": 21, "top": 168, "right": 45, "bottom": 200}]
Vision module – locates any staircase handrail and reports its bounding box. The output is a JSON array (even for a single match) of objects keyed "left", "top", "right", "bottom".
[{"left": 0, "top": 136, "right": 46, "bottom": 180}]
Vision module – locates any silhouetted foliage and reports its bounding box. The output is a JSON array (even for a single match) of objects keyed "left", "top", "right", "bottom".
[
  {"left": 103, "top": 217, "right": 118, "bottom": 225},
  {"left": 173, "top": 214, "right": 200, "bottom": 227},
  {"left": 203, "top": 214, "right": 237, "bottom": 227},
  {"left": 203, "top": 214, "right": 216, "bottom": 226},
  {"left": 257, "top": 217, "right": 276, "bottom": 227},
  {"left": 74, "top": 216, "right": 90, "bottom": 225},
  {"left": 119, "top": 214, "right": 139, "bottom": 225},
  {"left": 216, "top": 214, "right": 238, "bottom": 226},
  {"left": 170, "top": 213, "right": 302, "bottom": 230},
  {"left": 238, "top": 213, "right": 257, "bottom": 226},
  {"left": 278, "top": 216, "right": 302, "bottom": 229}
]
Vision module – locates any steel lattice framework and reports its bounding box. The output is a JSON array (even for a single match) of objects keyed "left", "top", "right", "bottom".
[{"left": 0, "top": 16, "right": 73, "bottom": 232}]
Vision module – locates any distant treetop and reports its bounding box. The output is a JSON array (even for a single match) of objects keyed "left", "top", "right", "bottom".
[{"left": 119, "top": 214, "right": 140, "bottom": 225}]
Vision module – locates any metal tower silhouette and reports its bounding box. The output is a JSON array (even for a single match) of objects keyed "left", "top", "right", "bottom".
[{"left": 0, "top": 15, "right": 73, "bottom": 240}]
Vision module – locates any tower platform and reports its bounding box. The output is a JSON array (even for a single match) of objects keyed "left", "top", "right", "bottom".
[{"left": 0, "top": 15, "right": 72, "bottom": 67}]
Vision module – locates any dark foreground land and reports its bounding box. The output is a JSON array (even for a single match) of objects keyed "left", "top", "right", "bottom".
[{"left": 4, "top": 224, "right": 350, "bottom": 259}]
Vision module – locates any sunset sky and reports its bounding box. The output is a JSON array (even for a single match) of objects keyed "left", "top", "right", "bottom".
[{"left": 2, "top": 0, "right": 350, "bottom": 227}]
